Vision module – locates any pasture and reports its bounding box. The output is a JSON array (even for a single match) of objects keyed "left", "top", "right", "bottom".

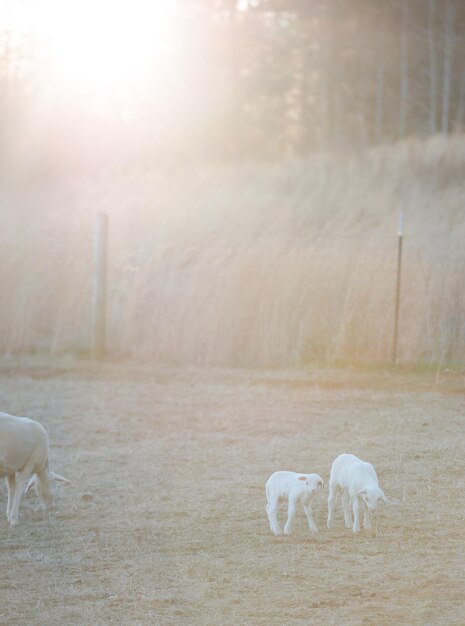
[{"left": 0, "top": 357, "right": 464, "bottom": 625}]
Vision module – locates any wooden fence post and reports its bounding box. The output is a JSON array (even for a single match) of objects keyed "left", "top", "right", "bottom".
[{"left": 92, "top": 212, "right": 108, "bottom": 359}]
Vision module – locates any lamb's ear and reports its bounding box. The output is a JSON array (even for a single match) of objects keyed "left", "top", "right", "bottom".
[
  {"left": 356, "top": 489, "right": 367, "bottom": 497},
  {"left": 298, "top": 476, "right": 306, "bottom": 481},
  {"left": 381, "top": 491, "right": 388, "bottom": 504},
  {"left": 50, "top": 471, "right": 71, "bottom": 485}
]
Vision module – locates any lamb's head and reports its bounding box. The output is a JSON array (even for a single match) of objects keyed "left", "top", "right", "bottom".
[
  {"left": 357, "top": 486, "right": 387, "bottom": 511},
  {"left": 298, "top": 473, "right": 324, "bottom": 494}
]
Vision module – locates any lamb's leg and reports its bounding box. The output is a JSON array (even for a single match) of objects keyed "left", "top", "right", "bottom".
[
  {"left": 362, "top": 502, "right": 372, "bottom": 530},
  {"left": 283, "top": 498, "right": 297, "bottom": 535},
  {"left": 327, "top": 483, "right": 337, "bottom": 529},
  {"left": 6, "top": 475, "right": 16, "bottom": 519},
  {"left": 303, "top": 502, "right": 318, "bottom": 533},
  {"left": 266, "top": 493, "right": 282, "bottom": 536},
  {"left": 351, "top": 494, "right": 361, "bottom": 533},
  {"left": 341, "top": 491, "right": 353, "bottom": 528}
]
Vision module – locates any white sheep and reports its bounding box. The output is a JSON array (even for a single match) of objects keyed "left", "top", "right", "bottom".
[
  {"left": 0, "top": 411, "right": 69, "bottom": 526},
  {"left": 265, "top": 470, "right": 324, "bottom": 535},
  {"left": 327, "top": 453, "right": 387, "bottom": 533}
]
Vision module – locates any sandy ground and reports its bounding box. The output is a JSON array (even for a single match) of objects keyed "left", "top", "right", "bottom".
[{"left": 0, "top": 358, "right": 464, "bottom": 626}]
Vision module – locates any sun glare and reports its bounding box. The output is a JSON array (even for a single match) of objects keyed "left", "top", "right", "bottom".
[{"left": 22, "top": 0, "right": 178, "bottom": 100}]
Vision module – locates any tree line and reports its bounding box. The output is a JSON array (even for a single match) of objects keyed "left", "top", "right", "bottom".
[{"left": 1, "top": 0, "right": 465, "bottom": 174}]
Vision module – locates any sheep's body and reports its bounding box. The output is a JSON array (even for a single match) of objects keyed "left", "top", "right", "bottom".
[
  {"left": 327, "top": 453, "right": 386, "bottom": 533},
  {"left": 0, "top": 411, "right": 68, "bottom": 526},
  {"left": 265, "top": 471, "right": 323, "bottom": 535}
]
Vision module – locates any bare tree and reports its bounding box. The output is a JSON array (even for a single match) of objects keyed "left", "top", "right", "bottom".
[
  {"left": 427, "top": 0, "right": 438, "bottom": 134},
  {"left": 456, "top": 66, "right": 465, "bottom": 131},
  {"left": 441, "top": 0, "right": 455, "bottom": 134},
  {"left": 399, "top": 2, "right": 409, "bottom": 138},
  {"left": 374, "top": 18, "right": 386, "bottom": 142}
]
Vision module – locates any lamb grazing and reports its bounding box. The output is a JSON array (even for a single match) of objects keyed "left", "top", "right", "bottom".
[
  {"left": 327, "top": 453, "right": 387, "bottom": 534},
  {"left": 265, "top": 471, "right": 324, "bottom": 536},
  {"left": 0, "top": 411, "right": 69, "bottom": 526}
]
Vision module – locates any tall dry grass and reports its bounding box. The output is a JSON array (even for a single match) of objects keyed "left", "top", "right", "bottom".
[{"left": 1, "top": 134, "right": 465, "bottom": 367}]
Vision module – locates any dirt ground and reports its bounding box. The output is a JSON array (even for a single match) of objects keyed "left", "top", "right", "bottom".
[{"left": 0, "top": 358, "right": 464, "bottom": 626}]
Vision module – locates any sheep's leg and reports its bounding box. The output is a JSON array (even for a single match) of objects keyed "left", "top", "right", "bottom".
[
  {"left": 362, "top": 502, "right": 372, "bottom": 530},
  {"left": 303, "top": 502, "right": 318, "bottom": 533},
  {"left": 35, "top": 470, "right": 53, "bottom": 510},
  {"left": 351, "top": 494, "right": 361, "bottom": 533},
  {"left": 327, "top": 483, "right": 337, "bottom": 529},
  {"left": 8, "top": 477, "right": 28, "bottom": 527},
  {"left": 284, "top": 498, "right": 297, "bottom": 535},
  {"left": 341, "top": 491, "right": 353, "bottom": 528},
  {"left": 6, "top": 475, "right": 16, "bottom": 519},
  {"left": 266, "top": 495, "right": 282, "bottom": 536}
]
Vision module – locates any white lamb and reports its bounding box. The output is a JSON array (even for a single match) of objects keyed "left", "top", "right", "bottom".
[
  {"left": 265, "top": 471, "right": 324, "bottom": 535},
  {"left": 0, "top": 411, "right": 69, "bottom": 526},
  {"left": 327, "top": 453, "right": 387, "bottom": 533}
]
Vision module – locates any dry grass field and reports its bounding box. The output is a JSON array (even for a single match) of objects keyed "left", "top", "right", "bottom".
[
  {"left": 2, "top": 136, "right": 465, "bottom": 366},
  {"left": 0, "top": 357, "right": 464, "bottom": 626}
]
